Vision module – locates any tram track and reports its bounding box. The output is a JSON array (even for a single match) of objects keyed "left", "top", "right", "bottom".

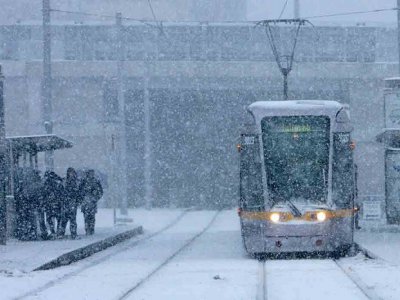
[
  {"left": 257, "top": 252, "right": 383, "bottom": 300},
  {"left": 117, "top": 210, "right": 221, "bottom": 300},
  {"left": 256, "top": 260, "right": 267, "bottom": 300},
  {"left": 14, "top": 210, "right": 190, "bottom": 300},
  {"left": 334, "top": 258, "right": 384, "bottom": 300}
]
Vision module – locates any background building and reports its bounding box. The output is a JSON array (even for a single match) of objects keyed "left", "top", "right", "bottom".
[
  {"left": 0, "top": 19, "right": 396, "bottom": 225},
  {"left": 0, "top": 0, "right": 247, "bottom": 24}
]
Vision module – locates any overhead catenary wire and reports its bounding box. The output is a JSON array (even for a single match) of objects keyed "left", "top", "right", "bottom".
[
  {"left": 146, "top": 0, "right": 165, "bottom": 35},
  {"left": 278, "top": 0, "right": 289, "bottom": 20},
  {"left": 147, "top": 0, "right": 157, "bottom": 22},
  {"left": 49, "top": 8, "right": 158, "bottom": 27},
  {"left": 50, "top": 6, "right": 400, "bottom": 25},
  {"left": 304, "top": 7, "right": 398, "bottom": 20}
]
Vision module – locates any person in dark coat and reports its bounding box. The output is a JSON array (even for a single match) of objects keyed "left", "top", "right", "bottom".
[
  {"left": 42, "top": 171, "right": 64, "bottom": 237},
  {"left": 25, "top": 169, "right": 44, "bottom": 240},
  {"left": 14, "top": 167, "right": 26, "bottom": 240},
  {"left": 37, "top": 181, "right": 49, "bottom": 240},
  {"left": 59, "top": 168, "right": 81, "bottom": 239},
  {"left": 80, "top": 169, "right": 103, "bottom": 235},
  {"left": 15, "top": 168, "right": 43, "bottom": 241}
]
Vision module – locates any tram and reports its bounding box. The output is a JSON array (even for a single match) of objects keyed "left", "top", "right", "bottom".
[{"left": 238, "top": 100, "right": 357, "bottom": 255}]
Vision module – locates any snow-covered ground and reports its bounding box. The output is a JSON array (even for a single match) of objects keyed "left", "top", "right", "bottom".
[
  {"left": 2, "top": 209, "right": 400, "bottom": 299},
  {"left": 0, "top": 208, "right": 183, "bottom": 272},
  {"left": 129, "top": 210, "right": 259, "bottom": 300},
  {"left": 355, "top": 230, "right": 400, "bottom": 265}
]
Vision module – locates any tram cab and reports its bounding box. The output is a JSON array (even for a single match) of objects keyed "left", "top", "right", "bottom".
[{"left": 238, "top": 100, "right": 356, "bottom": 255}]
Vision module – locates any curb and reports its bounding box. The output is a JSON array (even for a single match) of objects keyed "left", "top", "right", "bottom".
[{"left": 34, "top": 226, "right": 144, "bottom": 271}]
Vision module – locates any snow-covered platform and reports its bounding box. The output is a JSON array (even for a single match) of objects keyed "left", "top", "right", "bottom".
[
  {"left": 355, "top": 229, "right": 400, "bottom": 265},
  {"left": 0, "top": 208, "right": 183, "bottom": 273},
  {"left": 2, "top": 209, "right": 400, "bottom": 299}
]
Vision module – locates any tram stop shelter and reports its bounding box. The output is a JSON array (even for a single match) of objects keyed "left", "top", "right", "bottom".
[
  {"left": 376, "top": 77, "right": 400, "bottom": 225},
  {"left": 5, "top": 134, "right": 72, "bottom": 238},
  {"left": 376, "top": 129, "right": 400, "bottom": 225},
  {"left": 8, "top": 134, "right": 72, "bottom": 162}
]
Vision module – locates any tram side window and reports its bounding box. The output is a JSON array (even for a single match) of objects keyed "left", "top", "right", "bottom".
[
  {"left": 332, "top": 133, "right": 354, "bottom": 208},
  {"left": 240, "top": 139, "right": 263, "bottom": 210}
]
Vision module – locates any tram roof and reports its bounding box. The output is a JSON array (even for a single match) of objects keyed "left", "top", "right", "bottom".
[
  {"left": 248, "top": 100, "right": 345, "bottom": 120},
  {"left": 6, "top": 134, "right": 73, "bottom": 155}
]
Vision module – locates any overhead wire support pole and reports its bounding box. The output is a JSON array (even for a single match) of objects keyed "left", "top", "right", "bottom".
[
  {"left": 144, "top": 0, "right": 155, "bottom": 209},
  {"left": 0, "top": 66, "right": 6, "bottom": 245},
  {"left": 144, "top": 66, "right": 152, "bottom": 210},
  {"left": 398, "top": 0, "right": 400, "bottom": 75},
  {"left": 42, "top": 0, "right": 53, "bottom": 170},
  {"left": 116, "top": 12, "right": 130, "bottom": 218}
]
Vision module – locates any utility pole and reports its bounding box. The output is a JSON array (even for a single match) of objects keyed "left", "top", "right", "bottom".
[
  {"left": 0, "top": 66, "right": 6, "bottom": 245},
  {"left": 144, "top": 68, "right": 152, "bottom": 209},
  {"left": 398, "top": 0, "right": 400, "bottom": 75},
  {"left": 116, "top": 13, "right": 130, "bottom": 218},
  {"left": 42, "top": 0, "right": 53, "bottom": 170},
  {"left": 294, "top": 0, "right": 300, "bottom": 19}
]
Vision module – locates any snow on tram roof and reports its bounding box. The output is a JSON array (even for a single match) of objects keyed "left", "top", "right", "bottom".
[
  {"left": 248, "top": 100, "right": 344, "bottom": 117},
  {"left": 249, "top": 100, "right": 342, "bottom": 110}
]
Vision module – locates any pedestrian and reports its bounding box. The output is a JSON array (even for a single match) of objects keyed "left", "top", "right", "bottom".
[
  {"left": 14, "top": 167, "right": 26, "bottom": 240},
  {"left": 80, "top": 170, "right": 103, "bottom": 235},
  {"left": 25, "top": 169, "right": 44, "bottom": 240},
  {"left": 37, "top": 181, "right": 49, "bottom": 240},
  {"left": 42, "top": 171, "right": 64, "bottom": 238},
  {"left": 59, "top": 168, "right": 81, "bottom": 239}
]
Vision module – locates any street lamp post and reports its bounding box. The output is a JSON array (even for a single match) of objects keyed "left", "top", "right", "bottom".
[
  {"left": 0, "top": 66, "right": 7, "bottom": 245},
  {"left": 43, "top": 0, "right": 53, "bottom": 170},
  {"left": 115, "top": 13, "right": 131, "bottom": 221}
]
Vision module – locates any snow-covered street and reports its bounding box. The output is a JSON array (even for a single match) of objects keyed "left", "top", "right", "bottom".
[
  {"left": 2, "top": 1, "right": 400, "bottom": 299},
  {"left": 1, "top": 210, "right": 400, "bottom": 300}
]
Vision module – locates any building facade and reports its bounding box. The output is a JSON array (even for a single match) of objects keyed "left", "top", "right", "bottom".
[
  {"left": 0, "top": 0, "right": 247, "bottom": 24},
  {"left": 0, "top": 23, "right": 397, "bottom": 225}
]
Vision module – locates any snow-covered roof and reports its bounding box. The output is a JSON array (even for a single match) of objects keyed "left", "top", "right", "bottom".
[
  {"left": 248, "top": 100, "right": 343, "bottom": 118},
  {"left": 6, "top": 134, "right": 73, "bottom": 154}
]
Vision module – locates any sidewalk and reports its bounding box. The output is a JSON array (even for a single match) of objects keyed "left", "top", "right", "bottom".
[
  {"left": 0, "top": 208, "right": 183, "bottom": 273},
  {"left": 355, "top": 230, "right": 400, "bottom": 264}
]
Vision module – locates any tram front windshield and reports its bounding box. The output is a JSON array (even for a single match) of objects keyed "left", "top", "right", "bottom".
[{"left": 262, "top": 116, "right": 330, "bottom": 205}]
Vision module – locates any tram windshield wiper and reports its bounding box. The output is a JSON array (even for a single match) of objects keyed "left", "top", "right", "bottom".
[
  {"left": 271, "top": 196, "right": 302, "bottom": 217},
  {"left": 286, "top": 199, "right": 302, "bottom": 217}
]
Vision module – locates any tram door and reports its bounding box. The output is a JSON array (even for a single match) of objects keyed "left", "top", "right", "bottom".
[{"left": 385, "top": 149, "right": 400, "bottom": 224}]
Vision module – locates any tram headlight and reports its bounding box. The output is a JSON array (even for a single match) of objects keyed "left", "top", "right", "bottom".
[
  {"left": 316, "top": 211, "right": 327, "bottom": 222},
  {"left": 270, "top": 213, "right": 280, "bottom": 223}
]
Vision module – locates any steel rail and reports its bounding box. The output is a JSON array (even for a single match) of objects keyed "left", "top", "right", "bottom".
[
  {"left": 117, "top": 210, "right": 221, "bottom": 300},
  {"left": 256, "top": 260, "right": 268, "bottom": 300},
  {"left": 14, "top": 210, "right": 189, "bottom": 300},
  {"left": 333, "top": 258, "right": 384, "bottom": 300}
]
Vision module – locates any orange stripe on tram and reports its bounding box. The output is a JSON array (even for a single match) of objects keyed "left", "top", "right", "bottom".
[{"left": 240, "top": 209, "right": 355, "bottom": 222}]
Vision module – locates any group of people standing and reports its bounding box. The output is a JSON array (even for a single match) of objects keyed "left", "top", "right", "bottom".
[{"left": 16, "top": 168, "right": 103, "bottom": 241}]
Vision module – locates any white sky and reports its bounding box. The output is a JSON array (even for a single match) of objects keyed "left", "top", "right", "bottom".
[{"left": 247, "top": 0, "right": 398, "bottom": 25}]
